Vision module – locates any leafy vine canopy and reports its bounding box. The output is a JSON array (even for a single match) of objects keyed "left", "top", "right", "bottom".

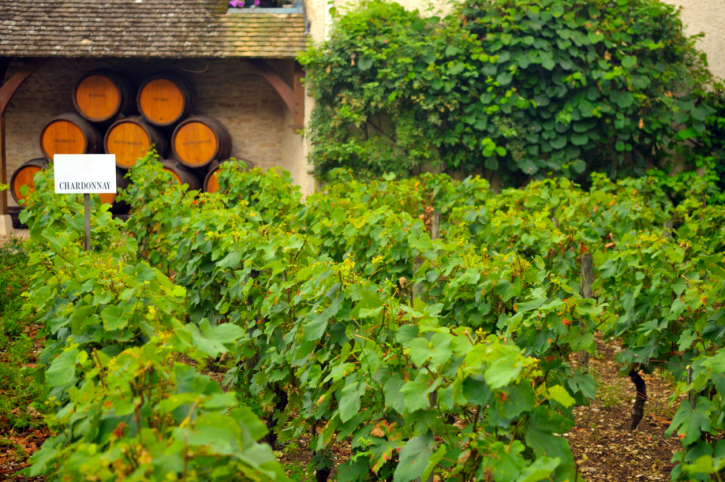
[{"left": 299, "top": 0, "right": 721, "bottom": 186}]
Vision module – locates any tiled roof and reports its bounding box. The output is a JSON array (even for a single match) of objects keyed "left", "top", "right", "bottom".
[{"left": 0, "top": 0, "right": 308, "bottom": 58}]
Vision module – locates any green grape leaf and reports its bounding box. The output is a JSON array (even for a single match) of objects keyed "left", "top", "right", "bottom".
[
  {"left": 217, "top": 250, "right": 242, "bottom": 269},
  {"left": 358, "top": 57, "right": 374, "bottom": 70},
  {"left": 570, "top": 133, "right": 589, "bottom": 146},
  {"left": 393, "top": 433, "right": 436, "bottom": 482},
  {"left": 516, "top": 457, "right": 561, "bottom": 482},
  {"left": 497, "top": 72, "right": 513, "bottom": 86},
  {"left": 548, "top": 385, "right": 575, "bottom": 408},
  {"left": 339, "top": 381, "right": 365, "bottom": 423},
  {"left": 46, "top": 348, "right": 79, "bottom": 388},
  {"left": 621, "top": 56, "right": 637, "bottom": 68},
  {"left": 666, "top": 398, "right": 713, "bottom": 445}
]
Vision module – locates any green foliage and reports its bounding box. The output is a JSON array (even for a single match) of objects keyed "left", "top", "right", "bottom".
[
  {"left": 18, "top": 152, "right": 725, "bottom": 480},
  {"left": 118, "top": 151, "right": 196, "bottom": 273},
  {"left": 216, "top": 161, "right": 303, "bottom": 224},
  {"left": 649, "top": 90, "right": 725, "bottom": 205},
  {"left": 125, "top": 165, "right": 599, "bottom": 480},
  {"left": 461, "top": 0, "right": 718, "bottom": 181},
  {"left": 0, "top": 237, "right": 49, "bottom": 433},
  {"left": 18, "top": 166, "right": 291, "bottom": 482},
  {"left": 0, "top": 236, "right": 30, "bottom": 340},
  {"left": 25, "top": 241, "right": 186, "bottom": 400},
  {"left": 30, "top": 337, "right": 289, "bottom": 482},
  {"left": 300, "top": 1, "right": 469, "bottom": 177},
  {"left": 301, "top": 0, "right": 722, "bottom": 186},
  {"left": 19, "top": 164, "right": 125, "bottom": 250}
]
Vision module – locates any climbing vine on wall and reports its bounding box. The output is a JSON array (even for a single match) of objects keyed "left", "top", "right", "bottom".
[{"left": 300, "top": 0, "right": 722, "bottom": 186}]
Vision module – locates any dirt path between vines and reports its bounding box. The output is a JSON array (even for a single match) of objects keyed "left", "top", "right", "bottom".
[{"left": 568, "top": 338, "right": 683, "bottom": 481}]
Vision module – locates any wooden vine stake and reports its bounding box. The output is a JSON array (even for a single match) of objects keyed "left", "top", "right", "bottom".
[
  {"left": 430, "top": 210, "right": 441, "bottom": 240},
  {"left": 663, "top": 219, "right": 674, "bottom": 239},
  {"left": 577, "top": 253, "right": 593, "bottom": 369},
  {"left": 663, "top": 219, "right": 697, "bottom": 411},
  {"left": 412, "top": 208, "right": 440, "bottom": 301},
  {"left": 412, "top": 205, "right": 439, "bottom": 482},
  {"left": 633, "top": 219, "right": 676, "bottom": 430},
  {"left": 84, "top": 193, "right": 91, "bottom": 251}
]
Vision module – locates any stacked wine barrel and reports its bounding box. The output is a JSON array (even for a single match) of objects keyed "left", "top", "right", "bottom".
[{"left": 11, "top": 69, "right": 244, "bottom": 220}]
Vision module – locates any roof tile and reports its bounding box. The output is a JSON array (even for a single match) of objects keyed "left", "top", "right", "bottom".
[{"left": 0, "top": 0, "right": 307, "bottom": 58}]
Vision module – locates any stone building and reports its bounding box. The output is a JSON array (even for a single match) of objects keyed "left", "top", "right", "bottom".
[
  {"left": 0, "top": 0, "right": 310, "bottom": 233},
  {"left": 0, "top": 0, "right": 722, "bottom": 233}
]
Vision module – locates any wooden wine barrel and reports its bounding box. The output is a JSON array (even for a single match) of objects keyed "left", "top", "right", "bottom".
[
  {"left": 137, "top": 73, "right": 195, "bottom": 127},
  {"left": 161, "top": 160, "right": 202, "bottom": 191},
  {"left": 172, "top": 116, "right": 232, "bottom": 168},
  {"left": 39, "top": 112, "right": 103, "bottom": 160},
  {"left": 104, "top": 116, "right": 168, "bottom": 169},
  {"left": 99, "top": 169, "right": 130, "bottom": 214},
  {"left": 10, "top": 158, "right": 48, "bottom": 203},
  {"left": 73, "top": 69, "right": 135, "bottom": 123},
  {"left": 204, "top": 158, "right": 254, "bottom": 193}
]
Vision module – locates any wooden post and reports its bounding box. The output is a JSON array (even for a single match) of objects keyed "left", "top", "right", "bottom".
[
  {"left": 687, "top": 366, "right": 696, "bottom": 410},
  {"left": 550, "top": 207, "right": 560, "bottom": 229},
  {"left": 0, "top": 59, "right": 9, "bottom": 219},
  {"left": 247, "top": 59, "right": 304, "bottom": 133},
  {"left": 412, "top": 392, "right": 437, "bottom": 482},
  {"left": 0, "top": 115, "right": 6, "bottom": 217},
  {"left": 84, "top": 193, "right": 91, "bottom": 251},
  {"left": 665, "top": 220, "right": 692, "bottom": 408},
  {"left": 412, "top": 257, "right": 424, "bottom": 301},
  {"left": 413, "top": 212, "right": 440, "bottom": 301},
  {"left": 415, "top": 211, "right": 441, "bottom": 482},
  {"left": 431, "top": 212, "right": 441, "bottom": 240},
  {"left": 663, "top": 220, "right": 673, "bottom": 239},
  {"left": 577, "top": 253, "right": 593, "bottom": 369}
]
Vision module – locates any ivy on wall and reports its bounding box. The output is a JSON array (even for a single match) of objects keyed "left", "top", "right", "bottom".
[{"left": 300, "top": 0, "right": 722, "bottom": 186}]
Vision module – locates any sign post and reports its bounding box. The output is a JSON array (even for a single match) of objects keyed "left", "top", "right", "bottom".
[{"left": 54, "top": 154, "right": 116, "bottom": 252}]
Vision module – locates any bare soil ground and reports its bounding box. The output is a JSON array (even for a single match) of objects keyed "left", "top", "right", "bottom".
[
  {"left": 0, "top": 233, "right": 28, "bottom": 246},
  {"left": 568, "top": 338, "right": 682, "bottom": 481}
]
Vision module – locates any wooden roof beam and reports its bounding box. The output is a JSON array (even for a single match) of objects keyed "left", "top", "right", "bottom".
[
  {"left": 0, "top": 58, "right": 46, "bottom": 116},
  {"left": 247, "top": 58, "right": 304, "bottom": 133},
  {"left": 0, "top": 58, "right": 47, "bottom": 217}
]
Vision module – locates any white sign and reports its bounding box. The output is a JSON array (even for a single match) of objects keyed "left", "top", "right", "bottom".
[{"left": 54, "top": 154, "right": 116, "bottom": 194}]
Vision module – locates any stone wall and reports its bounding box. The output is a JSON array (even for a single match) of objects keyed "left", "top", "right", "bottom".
[
  {"left": 3, "top": 57, "right": 305, "bottom": 207},
  {"left": 663, "top": 0, "right": 725, "bottom": 80}
]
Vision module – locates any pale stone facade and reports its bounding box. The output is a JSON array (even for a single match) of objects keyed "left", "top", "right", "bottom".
[{"left": 663, "top": 0, "right": 725, "bottom": 80}]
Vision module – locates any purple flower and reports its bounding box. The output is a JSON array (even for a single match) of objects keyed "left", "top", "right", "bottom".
[
  {"left": 254, "top": 0, "right": 260, "bottom": 5},
  {"left": 229, "top": 0, "right": 241, "bottom": 7}
]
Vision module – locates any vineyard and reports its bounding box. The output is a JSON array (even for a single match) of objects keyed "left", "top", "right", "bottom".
[{"left": 1, "top": 152, "right": 725, "bottom": 481}]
